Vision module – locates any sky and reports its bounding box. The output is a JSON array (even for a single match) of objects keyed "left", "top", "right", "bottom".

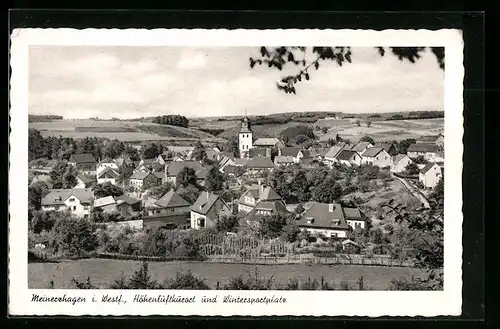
[{"left": 29, "top": 46, "right": 444, "bottom": 119}]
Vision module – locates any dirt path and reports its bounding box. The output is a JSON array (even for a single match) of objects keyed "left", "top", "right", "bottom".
[{"left": 392, "top": 174, "right": 430, "bottom": 209}]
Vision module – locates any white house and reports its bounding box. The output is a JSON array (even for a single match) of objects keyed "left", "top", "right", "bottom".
[
  {"left": 239, "top": 117, "right": 253, "bottom": 158},
  {"left": 335, "top": 149, "right": 362, "bottom": 166},
  {"left": 41, "top": 188, "right": 93, "bottom": 218},
  {"left": 419, "top": 162, "right": 442, "bottom": 188},
  {"left": 190, "top": 192, "right": 232, "bottom": 229},
  {"left": 274, "top": 155, "right": 295, "bottom": 167},
  {"left": 97, "top": 167, "right": 120, "bottom": 185},
  {"left": 278, "top": 147, "right": 308, "bottom": 163},
  {"left": 296, "top": 203, "right": 350, "bottom": 238},
  {"left": 96, "top": 159, "right": 120, "bottom": 176},
  {"left": 360, "top": 147, "right": 392, "bottom": 167},
  {"left": 407, "top": 143, "right": 440, "bottom": 162},
  {"left": 323, "top": 143, "right": 347, "bottom": 166},
  {"left": 350, "top": 141, "right": 373, "bottom": 155},
  {"left": 391, "top": 154, "right": 413, "bottom": 173}
]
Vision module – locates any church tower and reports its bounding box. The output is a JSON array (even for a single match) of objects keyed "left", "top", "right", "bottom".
[{"left": 238, "top": 116, "right": 253, "bottom": 158}]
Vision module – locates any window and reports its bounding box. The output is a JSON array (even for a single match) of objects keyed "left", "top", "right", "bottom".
[
  {"left": 171, "top": 208, "right": 175, "bottom": 212},
  {"left": 84, "top": 206, "right": 89, "bottom": 210},
  {"left": 69, "top": 198, "right": 75, "bottom": 202},
  {"left": 83, "top": 214, "right": 89, "bottom": 219},
  {"left": 197, "top": 218, "right": 205, "bottom": 228},
  {"left": 72, "top": 206, "right": 76, "bottom": 211}
]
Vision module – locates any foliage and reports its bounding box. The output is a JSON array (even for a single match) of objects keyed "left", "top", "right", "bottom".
[
  {"left": 397, "top": 138, "right": 417, "bottom": 154},
  {"left": 223, "top": 268, "right": 274, "bottom": 290},
  {"left": 413, "top": 155, "right": 428, "bottom": 165},
  {"left": 205, "top": 166, "right": 224, "bottom": 192},
  {"left": 127, "top": 262, "right": 159, "bottom": 289},
  {"left": 258, "top": 213, "right": 290, "bottom": 239},
  {"left": 321, "top": 126, "right": 328, "bottom": 134},
  {"left": 52, "top": 214, "right": 98, "bottom": 256},
  {"left": 405, "top": 162, "right": 420, "bottom": 175},
  {"left": 94, "top": 182, "right": 124, "bottom": 199},
  {"left": 289, "top": 170, "right": 310, "bottom": 203},
  {"left": 31, "top": 210, "right": 57, "bottom": 233},
  {"left": 280, "top": 125, "right": 315, "bottom": 146},
  {"left": 267, "top": 168, "right": 291, "bottom": 201},
  {"left": 429, "top": 177, "right": 444, "bottom": 206},
  {"left": 71, "top": 277, "right": 97, "bottom": 289},
  {"left": 192, "top": 141, "right": 206, "bottom": 161},
  {"left": 294, "top": 204, "right": 304, "bottom": 214},
  {"left": 390, "top": 271, "right": 443, "bottom": 290},
  {"left": 177, "top": 184, "right": 201, "bottom": 204},
  {"left": 311, "top": 176, "right": 343, "bottom": 203},
  {"left": 162, "top": 271, "right": 210, "bottom": 290},
  {"left": 152, "top": 115, "right": 189, "bottom": 128},
  {"left": 102, "top": 140, "right": 125, "bottom": 159},
  {"left": 360, "top": 136, "right": 375, "bottom": 145},
  {"left": 149, "top": 182, "right": 175, "bottom": 198},
  {"left": 216, "top": 215, "right": 240, "bottom": 233},
  {"left": 366, "top": 121, "right": 372, "bottom": 128},
  {"left": 223, "top": 136, "right": 240, "bottom": 158},
  {"left": 142, "top": 143, "right": 162, "bottom": 159},
  {"left": 124, "top": 146, "right": 141, "bottom": 161},
  {"left": 176, "top": 167, "right": 198, "bottom": 188},
  {"left": 281, "top": 219, "right": 300, "bottom": 242},
  {"left": 50, "top": 161, "right": 78, "bottom": 189}
]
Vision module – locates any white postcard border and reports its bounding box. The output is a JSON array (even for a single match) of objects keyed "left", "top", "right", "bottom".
[{"left": 9, "top": 28, "right": 463, "bottom": 317}]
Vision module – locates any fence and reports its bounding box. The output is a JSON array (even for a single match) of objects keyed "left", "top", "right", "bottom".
[{"left": 198, "top": 234, "right": 293, "bottom": 258}]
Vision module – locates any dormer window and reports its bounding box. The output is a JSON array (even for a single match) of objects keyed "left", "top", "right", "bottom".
[
  {"left": 306, "top": 217, "right": 314, "bottom": 224},
  {"left": 332, "top": 219, "right": 340, "bottom": 226}
]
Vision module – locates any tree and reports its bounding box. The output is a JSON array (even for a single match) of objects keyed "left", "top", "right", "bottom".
[
  {"left": 397, "top": 138, "right": 416, "bottom": 154},
  {"left": 258, "top": 213, "right": 290, "bottom": 239},
  {"left": 28, "top": 182, "right": 49, "bottom": 211},
  {"left": 321, "top": 127, "right": 328, "bottom": 134},
  {"left": 149, "top": 182, "right": 175, "bottom": 198},
  {"left": 216, "top": 215, "right": 240, "bottom": 233},
  {"left": 127, "top": 262, "right": 158, "bottom": 289},
  {"left": 62, "top": 165, "right": 79, "bottom": 189},
  {"left": 176, "top": 167, "right": 198, "bottom": 188},
  {"left": 355, "top": 119, "right": 361, "bottom": 127},
  {"left": 267, "top": 168, "right": 290, "bottom": 201},
  {"left": 413, "top": 155, "right": 428, "bottom": 164},
  {"left": 290, "top": 170, "right": 310, "bottom": 203},
  {"left": 327, "top": 138, "right": 336, "bottom": 146},
  {"left": 94, "top": 182, "right": 124, "bottom": 199},
  {"left": 28, "top": 129, "right": 47, "bottom": 160},
  {"left": 429, "top": 177, "right": 444, "bottom": 206},
  {"left": 312, "top": 178, "right": 343, "bottom": 203},
  {"left": 142, "top": 143, "right": 161, "bottom": 159},
  {"left": 205, "top": 166, "right": 224, "bottom": 192},
  {"left": 280, "top": 125, "right": 315, "bottom": 146},
  {"left": 52, "top": 214, "right": 98, "bottom": 256},
  {"left": 153, "top": 115, "right": 189, "bottom": 128},
  {"left": 366, "top": 121, "right": 372, "bottom": 128},
  {"left": 102, "top": 140, "right": 125, "bottom": 159},
  {"left": 192, "top": 141, "right": 206, "bottom": 161},
  {"left": 124, "top": 146, "right": 141, "bottom": 162},
  {"left": 405, "top": 162, "right": 420, "bottom": 175},
  {"left": 224, "top": 137, "right": 240, "bottom": 158},
  {"left": 294, "top": 204, "right": 304, "bottom": 215},
  {"left": 177, "top": 184, "right": 200, "bottom": 204},
  {"left": 249, "top": 46, "right": 444, "bottom": 94},
  {"left": 50, "top": 161, "right": 77, "bottom": 189},
  {"left": 360, "top": 136, "right": 375, "bottom": 145},
  {"left": 282, "top": 219, "right": 300, "bottom": 242}
]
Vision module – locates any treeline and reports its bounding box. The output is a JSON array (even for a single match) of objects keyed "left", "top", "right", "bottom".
[
  {"left": 386, "top": 111, "right": 444, "bottom": 121},
  {"left": 28, "top": 115, "right": 63, "bottom": 122},
  {"left": 198, "top": 128, "right": 225, "bottom": 136},
  {"left": 280, "top": 125, "right": 317, "bottom": 146},
  {"left": 153, "top": 115, "right": 189, "bottom": 128}
]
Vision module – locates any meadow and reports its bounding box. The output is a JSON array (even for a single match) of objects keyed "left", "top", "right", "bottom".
[{"left": 28, "top": 258, "right": 425, "bottom": 290}]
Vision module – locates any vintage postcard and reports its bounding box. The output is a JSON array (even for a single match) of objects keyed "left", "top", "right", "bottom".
[{"left": 9, "top": 28, "right": 463, "bottom": 316}]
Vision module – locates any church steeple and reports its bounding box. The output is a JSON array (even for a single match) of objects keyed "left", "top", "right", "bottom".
[{"left": 239, "top": 114, "right": 253, "bottom": 158}]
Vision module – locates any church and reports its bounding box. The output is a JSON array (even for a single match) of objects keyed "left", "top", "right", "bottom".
[
  {"left": 238, "top": 116, "right": 285, "bottom": 159},
  {"left": 238, "top": 116, "right": 253, "bottom": 158}
]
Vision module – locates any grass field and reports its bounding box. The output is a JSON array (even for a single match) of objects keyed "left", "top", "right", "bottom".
[
  {"left": 28, "top": 258, "right": 425, "bottom": 290},
  {"left": 29, "top": 119, "right": 225, "bottom": 143}
]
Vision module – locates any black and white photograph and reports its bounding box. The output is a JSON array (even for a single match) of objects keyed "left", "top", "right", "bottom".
[{"left": 9, "top": 28, "right": 463, "bottom": 316}]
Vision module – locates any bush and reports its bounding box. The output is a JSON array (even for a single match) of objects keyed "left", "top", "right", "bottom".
[
  {"left": 72, "top": 277, "right": 97, "bottom": 289},
  {"left": 162, "top": 271, "right": 210, "bottom": 290},
  {"left": 52, "top": 215, "right": 98, "bottom": 257}
]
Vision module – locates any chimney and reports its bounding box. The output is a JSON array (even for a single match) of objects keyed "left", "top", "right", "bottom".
[
  {"left": 206, "top": 191, "right": 209, "bottom": 199},
  {"left": 329, "top": 203, "right": 335, "bottom": 212}
]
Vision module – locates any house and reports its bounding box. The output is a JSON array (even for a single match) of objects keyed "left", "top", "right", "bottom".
[
  {"left": 219, "top": 156, "right": 236, "bottom": 172},
  {"left": 343, "top": 207, "right": 368, "bottom": 231},
  {"left": 97, "top": 167, "right": 121, "bottom": 186},
  {"left": 407, "top": 143, "right": 440, "bottom": 162},
  {"left": 335, "top": 150, "right": 362, "bottom": 166},
  {"left": 391, "top": 154, "right": 413, "bottom": 173},
  {"left": 238, "top": 116, "right": 253, "bottom": 158},
  {"left": 296, "top": 203, "right": 350, "bottom": 238},
  {"left": 68, "top": 153, "right": 97, "bottom": 175},
  {"left": 323, "top": 144, "right": 347, "bottom": 165},
  {"left": 246, "top": 156, "right": 275, "bottom": 175},
  {"left": 113, "top": 155, "right": 134, "bottom": 168},
  {"left": 350, "top": 142, "right": 373, "bottom": 154},
  {"left": 252, "top": 137, "right": 285, "bottom": 149},
  {"left": 146, "top": 190, "right": 191, "bottom": 216},
  {"left": 156, "top": 153, "right": 173, "bottom": 166},
  {"left": 153, "top": 171, "right": 166, "bottom": 185},
  {"left": 30, "top": 174, "right": 53, "bottom": 189},
  {"left": 417, "top": 134, "right": 444, "bottom": 148},
  {"left": 162, "top": 160, "right": 206, "bottom": 186},
  {"left": 75, "top": 174, "right": 95, "bottom": 188},
  {"left": 136, "top": 158, "right": 156, "bottom": 172},
  {"left": 205, "top": 148, "right": 220, "bottom": 161},
  {"left": 128, "top": 172, "right": 160, "bottom": 190},
  {"left": 93, "top": 195, "right": 117, "bottom": 213},
  {"left": 308, "top": 147, "right": 330, "bottom": 161},
  {"left": 341, "top": 239, "right": 362, "bottom": 254},
  {"left": 249, "top": 147, "right": 272, "bottom": 158},
  {"left": 223, "top": 165, "right": 244, "bottom": 178},
  {"left": 274, "top": 155, "right": 295, "bottom": 167},
  {"left": 114, "top": 194, "right": 142, "bottom": 216},
  {"left": 96, "top": 159, "right": 120, "bottom": 176},
  {"left": 278, "top": 147, "right": 308, "bottom": 163},
  {"left": 419, "top": 162, "right": 442, "bottom": 188},
  {"left": 190, "top": 192, "right": 232, "bottom": 229},
  {"left": 360, "top": 147, "right": 392, "bottom": 167},
  {"left": 238, "top": 184, "right": 284, "bottom": 214},
  {"left": 41, "top": 188, "right": 93, "bottom": 218},
  {"left": 375, "top": 142, "right": 398, "bottom": 156}
]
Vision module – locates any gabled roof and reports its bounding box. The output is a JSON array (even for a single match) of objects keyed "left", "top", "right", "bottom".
[
  {"left": 300, "top": 149, "right": 311, "bottom": 157},
  {"left": 153, "top": 172, "right": 165, "bottom": 180},
  {"left": 94, "top": 195, "right": 116, "bottom": 208},
  {"left": 336, "top": 149, "right": 359, "bottom": 161},
  {"left": 274, "top": 155, "right": 295, "bottom": 164},
  {"left": 129, "top": 171, "right": 153, "bottom": 180},
  {"left": 114, "top": 194, "right": 141, "bottom": 205},
  {"left": 259, "top": 186, "right": 282, "bottom": 201},
  {"left": 376, "top": 143, "right": 396, "bottom": 152},
  {"left": 166, "top": 161, "right": 204, "bottom": 177},
  {"left": 351, "top": 142, "right": 372, "bottom": 152},
  {"left": 253, "top": 138, "right": 282, "bottom": 147},
  {"left": 31, "top": 174, "right": 53, "bottom": 188},
  {"left": 361, "top": 147, "right": 386, "bottom": 157},
  {"left": 280, "top": 147, "right": 300, "bottom": 157},
  {"left": 324, "top": 145, "right": 346, "bottom": 159},
  {"left": 69, "top": 153, "right": 96, "bottom": 163},
  {"left": 97, "top": 167, "right": 120, "bottom": 179},
  {"left": 407, "top": 143, "right": 440, "bottom": 153},
  {"left": 247, "top": 156, "right": 274, "bottom": 169},
  {"left": 191, "top": 192, "right": 227, "bottom": 215},
  {"left": 41, "top": 188, "right": 93, "bottom": 206},
  {"left": 297, "top": 202, "right": 350, "bottom": 230},
  {"left": 254, "top": 200, "right": 287, "bottom": 213},
  {"left": 419, "top": 135, "right": 440, "bottom": 142},
  {"left": 77, "top": 174, "right": 95, "bottom": 184},
  {"left": 308, "top": 148, "right": 329, "bottom": 158},
  {"left": 392, "top": 154, "right": 410, "bottom": 165},
  {"left": 155, "top": 190, "right": 191, "bottom": 208},
  {"left": 249, "top": 148, "right": 268, "bottom": 158},
  {"left": 343, "top": 207, "right": 366, "bottom": 221},
  {"left": 97, "top": 158, "right": 119, "bottom": 166},
  {"left": 233, "top": 158, "right": 249, "bottom": 166},
  {"left": 420, "top": 162, "right": 439, "bottom": 174}
]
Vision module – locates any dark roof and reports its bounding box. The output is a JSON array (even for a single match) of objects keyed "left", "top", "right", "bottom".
[
  {"left": 253, "top": 138, "right": 282, "bottom": 147},
  {"left": 41, "top": 188, "right": 93, "bottom": 206},
  {"left": 376, "top": 143, "right": 396, "bottom": 152},
  {"left": 407, "top": 143, "right": 440, "bottom": 153},
  {"left": 77, "top": 174, "right": 95, "bottom": 183},
  {"left": 297, "top": 202, "right": 350, "bottom": 230},
  {"left": 343, "top": 207, "right": 366, "bottom": 221},
  {"left": 254, "top": 200, "right": 288, "bottom": 213},
  {"left": 249, "top": 148, "right": 268, "bottom": 158},
  {"left": 420, "top": 162, "right": 439, "bottom": 174},
  {"left": 114, "top": 194, "right": 141, "bottom": 205},
  {"left": 259, "top": 186, "right": 282, "bottom": 201},
  {"left": 155, "top": 190, "right": 191, "bottom": 208},
  {"left": 142, "top": 214, "right": 190, "bottom": 229},
  {"left": 336, "top": 149, "right": 359, "bottom": 161},
  {"left": 351, "top": 142, "right": 372, "bottom": 152},
  {"left": 361, "top": 147, "right": 386, "bottom": 157},
  {"left": 97, "top": 167, "right": 120, "bottom": 179},
  {"left": 153, "top": 172, "right": 165, "bottom": 180},
  {"left": 129, "top": 171, "right": 153, "bottom": 180},
  {"left": 69, "top": 153, "right": 96, "bottom": 163},
  {"left": 166, "top": 161, "right": 204, "bottom": 177},
  {"left": 191, "top": 192, "right": 226, "bottom": 215},
  {"left": 280, "top": 147, "right": 300, "bottom": 157},
  {"left": 247, "top": 156, "right": 274, "bottom": 169},
  {"left": 325, "top": 145, "right": 345, "bottom": 159}
]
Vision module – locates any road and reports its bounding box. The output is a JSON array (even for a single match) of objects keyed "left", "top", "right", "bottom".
[{"left": 392, "top": 174, "right": 430, "bottom": 209}]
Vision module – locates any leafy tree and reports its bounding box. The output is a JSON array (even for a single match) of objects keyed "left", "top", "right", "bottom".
[
  {"left": 327, "top": 138, "right": 336, "bottom": 146},
  {"left": 258, "top": 213, "right": 290, "bottom": 239},
  {"left": 224, "top": 137, "right": 240, "bottom": 158},
  {"left": 50, "top": 161, "right": 77, "bottom": 189},
  {"left": 152, "top": 115, "right": 189, "bottom": 128},
  {"left": 162, "top": 271, "right": 210, "bottom": 290},
  {"left": 177, "top": 184, "right": 200, "bottom": 204},
  {"left": 267, "top": 168, "right": 291, "bottom": 201},
  {"left": 176, "top": 167, "right": 198, "bottom": 188},
  {"left": 294, "top": 204, "right": 304, "bottom": 214},
  {"left": 249, "top": 46, "right": 444, "bottom": 94},
  {"left": 282, "top": 219, "right": 300, "bottom": 242},
  {"left": 355, "top": 119, "right": 361, "bottom": 127},
  {"left": 124, "top": 146, "right": 141, "bottom": 162},
  {"left": 62, "top": 165, "right": 79, "bottom": 189},
  {"left": 52, "top": 214, "right": 98, "bottom": 256},
  {"left": 397, "top": 138, "right": 417, "bottom": 154},
  {"left": 205, "top": 166, "right": 224, "bottom": 192},
  {"left": 312, "top": 177, "right": 343, "bottom": 203},
  {"left": 405, "top": 162, "right": 420, "bottom": 175},
  {"left": 28, "top": 182, "right": 49, "bottom": 211},
  {"left": 127, "top": 262, "right": 159, "bottom": 289},
  {"left": 192, "top": 141, "right": 206, "bottom": 161},
  {"left": 366, "top": 121, "right": 372, "bottom": 128},
  {"left": 94, "top": 182, "right": 124, "bottom": 198},
  {"left": 321, "top": 127, "right": 328, "bottom": 134},
  {"left": 216, "top": 215, "right": 240, "bottom": 233},
  {"left": 290, "top": 170, "right": 310, "bottom": 203},
  {"left": 413, "top": 155, "right": 428, "bottom": 164},
  {"left": 102, "top": 140, "right": 125, "bottom": 159},
  {"left": 142, "top": 143, "right": 161, "bottom": 159},
  {"left": 360, "top": 136, "right": 375, "bottom": 145},
  {"left": 429, "top": 177, "right": 444, "bottom": 206},
  {"left": 280, "top": 125, "right": 315, "bottom": 146},
  {"left": 28, "top": 129, "right": 47, "bottom": 160},
  {"left": 149, "top": 182, "right": 175, "bottom": 198}
]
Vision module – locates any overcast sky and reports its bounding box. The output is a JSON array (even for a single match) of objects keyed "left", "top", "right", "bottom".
[{"left": 29, "top": 46, "right": 444, "bottom": 119}]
